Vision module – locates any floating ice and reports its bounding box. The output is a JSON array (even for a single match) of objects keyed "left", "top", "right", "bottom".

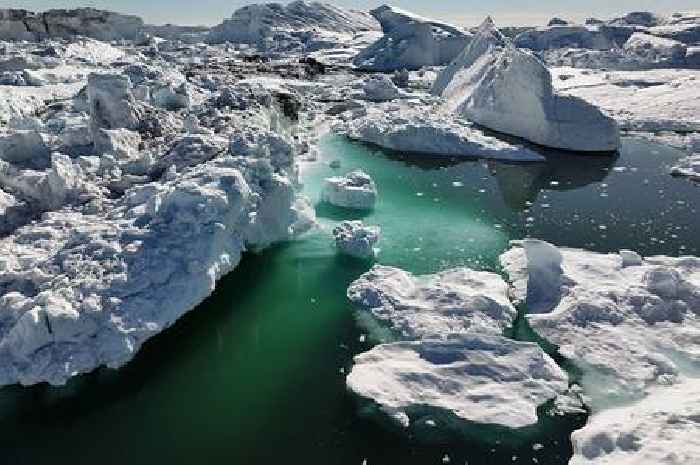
[
  {"left": 332, "top": 220, "right": 380, "bottom": 259},
  {"left": 321, "top": 170, "right": 377, "bottom": 210},
  {"left": 346, "top": 265, "right": 568, "bottom": 429},
  {"left": 433, "top": 18, "right": 620, "bottom": 152}
]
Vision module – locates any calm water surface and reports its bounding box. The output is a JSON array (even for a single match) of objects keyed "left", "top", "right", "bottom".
[{"left": 0, "top": 135, "right": 697, "bottom": 465}]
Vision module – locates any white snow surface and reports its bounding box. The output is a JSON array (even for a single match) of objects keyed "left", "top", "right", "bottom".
[
  {"left": 347, "top": 335, "right": 569, "bottom": 429},
  {"left": 433, "top": 18, "right": 620, "bottom": 152},
  {"left": 551, "top": 67, "right": 700, "bottom": 134},
  {"left": 569, "top": 377, "right": 700, "bottom": 465},
  {"left": 320, "top": 170, "right": 377, "bottom": 210},
  {"left": 353, "top": 5, "right": 472, "bottom": 72},
  {"left": 343, "top": 105, "right": 545, "bottom": 161},
  {"left": 346, "top": 265, "right": 568, "bottom": 429},
  {"left": 207, "top": 1, "right": 378, "bottom": 44},
  {"left": 500, "top": 239, "right": 700, "bottom": 410},
  {"left": 347, "top": 265, "right": 517, "bottom": 339},
  {"left": 332, "top": 220, "right": 380, "bottom": 259}
]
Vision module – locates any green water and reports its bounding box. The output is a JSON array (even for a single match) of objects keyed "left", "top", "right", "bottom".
[{"left": 0, "top": 135, "right": 697, "bottom": 465}]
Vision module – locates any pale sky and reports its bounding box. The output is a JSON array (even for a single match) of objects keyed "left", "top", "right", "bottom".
[{"left": 5, "top": 0, "right": 699, "bottom": 27}]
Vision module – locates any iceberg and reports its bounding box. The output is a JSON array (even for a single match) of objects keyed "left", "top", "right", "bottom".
[
  {"left": 432, "top": 18, "right": 620, "bottom": 152},
  {"left": 343, "top": 106, "right": 545, "bottom": 161},
  {"left": 353, "top": 5, "right": 472, "bottom": 72}
]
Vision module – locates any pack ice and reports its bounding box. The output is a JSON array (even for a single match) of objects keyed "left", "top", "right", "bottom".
[
  {"left": 500, "top": 239, "right": 700, "bottom": 464},
  {"left": 345, "top": 265, "right": 569, "bottom": 429},
  {"left": 432, "top": 18, "right": 620, "bottom": 152}
]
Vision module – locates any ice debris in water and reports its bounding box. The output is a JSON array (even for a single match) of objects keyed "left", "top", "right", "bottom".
[
  {"left": 321, "top": 170, "right": 377, "bottom": 210},
  {"left": 345, "top": 265, "right": 569, "bottom": 429},
  {"left": 332, "top": 220, "right": 380, "bottom": 260}
]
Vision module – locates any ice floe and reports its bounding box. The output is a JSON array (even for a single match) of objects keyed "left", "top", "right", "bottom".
[
  {"left": 345, "top": 265, "right": 569, "bottom": 429},
  {"left": 671, "top": 153, "right": 700, "bottom": 180},
  {"left": 570, "top": 377, "right": 700, "bottom": 465},
  {"left": 347, "top": 335, "right": 569, "bottom": 429},
  {"left": 500, "top": 239, "right": 700, "bottom": 409},
  {"left": 343, "top": 105, "right": 544, "bottom": 161}
]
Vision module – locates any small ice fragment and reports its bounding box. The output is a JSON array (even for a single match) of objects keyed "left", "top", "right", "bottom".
[
  {"left": 549, "top": 181, "right": 559, "bottom": 186},
  {"left": 452, "top": 181, "right": 464, "bottom": 187},
  {"left": 442, "top": 455, "right": 450, "bottom": 464}
]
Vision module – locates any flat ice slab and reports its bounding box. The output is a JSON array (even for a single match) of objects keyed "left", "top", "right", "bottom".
[
  {"left": 347, "top": 335, "right": 569, "bottom": 429},
  {"left": 344, "top": 106, "right": 545, "bottom": 161},
  {"left": 345, "top": 265, "right": 570, "bottom": 429},
  {"left": 348, "top": 265, "right": 517, "bottom": 338}
]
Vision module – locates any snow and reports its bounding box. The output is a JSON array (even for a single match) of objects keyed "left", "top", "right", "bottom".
[
  {"left": 332, "top": 220, "right": 380, "bottom": 259},
  {"left": 551, "top": 67, "right": 700, "bottom": 133},
  {"left": 570, "top": 377, "right": 700, "bottom": 465},
  {"left": 671, "top": 154, "right": 700, "bottom": 180},
  {"left": 343, "top": 105, "right": 545, "bottom": 161},
  {"left": 500, "top": 239, "right": 700, "bottom": 410},
  {"left": 433, "top": 18, "right": 620, "bottom": 152},
  {"left": 207, "top": 1, "right": 379, "bottom": 51},
  {"left": 0, "top": 8, "right": 144, "bottom": 41},
  {"left": 347, "top": 335, "right": 569, "bottom": 429},
  {"left": 347, "top": 265, "right": 517, "bottom": 339},
  {"left": 346, "top": 265, "right": 568, "bottom": 429},
  {"left": 321, "top": 170, "right": 377, "bottom": 210},
  {"left": 353, "top": 5, "right": 472, "bottom": 72}
]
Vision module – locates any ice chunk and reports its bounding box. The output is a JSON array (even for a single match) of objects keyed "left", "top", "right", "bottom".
[
  {"left": 347, "top": 265, "right": 517, "bottom": 339},
  {"left": 332, "top": 220, "right": 380, "bottom": 259},
  {"left": 321, "top": 170, "right": 377, "bottom": 210},
  {"left": 87, "top": 73, "right": 141, "bottom": 134},
  {"left": 347, "top": 336, "right": 569, "bottom": 429},
  {"left": 433, "top": 18, "right": 620, "bottom": 152},
  {"left": 344, "top": 107, "right": 544, "bottom": 161},
  {"left": 0, "top": 131, "right": 51, "bottom": 169}
]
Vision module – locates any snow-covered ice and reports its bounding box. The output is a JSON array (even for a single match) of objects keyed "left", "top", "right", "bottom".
[
  {"left": 332, "top": 220, "right": 380, "bottom": 259},
  {"left": 433, "top": 18, "right": 620, "bottom": 152},
  {"left": 353, "top": 5, "right": 471, "bottom": 72},
  {"left": 347, "top": 265, "right": 517, "bottom": 340},
  {"left": 321, "top": 170, "right": 377, "bottom": 210},
  {"left": 346, "top": 265, "right": 569, "bottom": 429},
  {"left": 347, "top": 335, "right": 569, "bottom": 429},
  {"left": 500, "top": 239, "right": 700, "bottom": 409},
  {"left": 551, "top": 67, "right": 700, "bottom": 134},
  {"left": 569, "top": 377, "right": 700, "bottom": 465},
  {"left": 343, "top": 105, "right": 545, "bottom": 161}
]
